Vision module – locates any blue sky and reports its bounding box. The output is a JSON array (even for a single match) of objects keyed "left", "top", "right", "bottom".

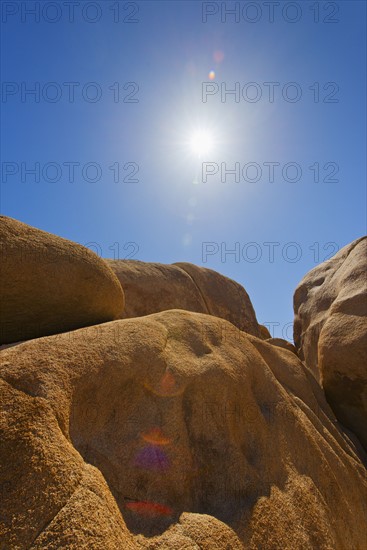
[{"left": 1, "top": 1, "right": 366, "bottom": 340}]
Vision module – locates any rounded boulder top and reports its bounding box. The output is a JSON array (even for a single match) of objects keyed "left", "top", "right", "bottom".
[
  {"left": 0, "top": 216, "right": 125, "bottom": 344},
  {"left": 106, "top": 258, "right": 261, "bottom": 337}
]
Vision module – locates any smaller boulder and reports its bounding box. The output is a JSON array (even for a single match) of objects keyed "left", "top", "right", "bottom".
[
  {"left": 266, "top": 338, "right": 298, "bottom": 355},
  {"left": 259, "top": 324, "right": 272, "bottom": 340},
  {"left": 106, "top": 259, "right": 260, "bottom": 337}
]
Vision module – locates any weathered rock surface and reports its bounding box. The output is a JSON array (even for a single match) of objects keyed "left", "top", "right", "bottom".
[
  {"left": 1, "top": 310, "right": 366, "bottom": 549},
  {"left": 294, "top": 237, "right": 367, "bottom": 449},
  {"left": 259, "top": 324, "right": 272, "bottom": 340},
  {"left": 266, "top": 337, "right": 298, "bottom": 355},
  {"left": 106, "top": 259, "right": 260, "bottom": 337},
  {"left": 0, "top": 216, "right": 125, "bottom": 344}
]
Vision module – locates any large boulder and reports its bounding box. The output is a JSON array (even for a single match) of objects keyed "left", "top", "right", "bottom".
[
  {"left": 106, "top": 259, "right": 260, "bottom": 337},
  {"left": 294, "top": 237, "right": 367, "bottom": 449},
  {"left": 1, "top": 310, "right": 366, "bottom": 549},
  {"left": 0, "top": 216, "right": 125, "bottom": 344}
]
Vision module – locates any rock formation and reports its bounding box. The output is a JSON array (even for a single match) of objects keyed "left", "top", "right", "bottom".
[
  {"left": 1, "top": 310, "right": 366, "bottom": 549},
  {"left": 0, "top": 216, "right": 124, "bottom": 345},
  {"left": 265, "top": 337, "right": 298, "bottom": 355},
  {"left": 107, "top": 259, "right": 261, "bottom": 337},
  {"left": 259, "top": 324, "right": 272, "bottom": 340},
  {"left": 1, "top": 218, "right": 366, "bottom": 548},
  {"left": 294, "top": 237, "right": 367, "bottom": 449}
]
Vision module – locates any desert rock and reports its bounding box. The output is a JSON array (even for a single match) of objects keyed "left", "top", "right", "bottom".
[
  {"left": 294, "top": 237, "right": 367, "bottom": 448},
  {"left": 0, "top": 216, "right": 125, "bottom": 344},
  {"left": 266, "top": 337, "right": 298, "bottom": 355},
  {"left": 1, "top": 310, "right": 366, "bottom": 549},
  {"left": 106, "top": 259, "right": 260, "bottom": 337},
  {"left": 259, "top": 324, "right": 272, "bottom": 340}
]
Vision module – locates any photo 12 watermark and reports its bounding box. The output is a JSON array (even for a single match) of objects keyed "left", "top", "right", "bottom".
[
  {"left": 201, "top": 81, "right": 339, "bottom": 103},
  {"left": 83, "top": 240, "right": 140, "bottom": 260},
  {"left": 1, "top": 1, "right": 140, "bottom": 24},
  {"left": 199, "top": 161, "right": 339, "bottom": 184},
  {"left": 201, "top": 241, "right": 340, "bottom": 264},
  {"left": 1, "top": 81, "right": 140, "bottom": 104},
  {"left": 201, "top": 2, "right": 340, "bottom": 24},
  {"left": 1, "top": 161, "right": 140, "bottom": 184},
  {"left": 1, "top": 239, "right": 140, "bottom": 264}
]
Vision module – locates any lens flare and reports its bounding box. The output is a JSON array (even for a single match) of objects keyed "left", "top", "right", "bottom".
[
  {"left": 144, "top": 371, "right": 184, "bottom": 397},
  {"left": 135, "top": 444, "right": 170, "bottom": 471},
  {"left": 141, "top": 427, "right": 171, "bottom": 446},
  {"left": 213, "top": 50, "right": 224, "bottom": 63},
  {"left": 125, "top": 500, "right": 173, "bottom": 517},
  {"left": 208, "top": 70, "right": 215, "bottom": 80}
]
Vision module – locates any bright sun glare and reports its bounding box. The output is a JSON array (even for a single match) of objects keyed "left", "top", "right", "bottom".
[{"left": 189, "top": 130, "right": 214, "bottom": 157}]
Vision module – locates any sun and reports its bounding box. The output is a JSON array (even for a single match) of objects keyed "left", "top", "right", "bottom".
[{"left": 189, "top": 129, "right": 214, "bottom": 157}]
